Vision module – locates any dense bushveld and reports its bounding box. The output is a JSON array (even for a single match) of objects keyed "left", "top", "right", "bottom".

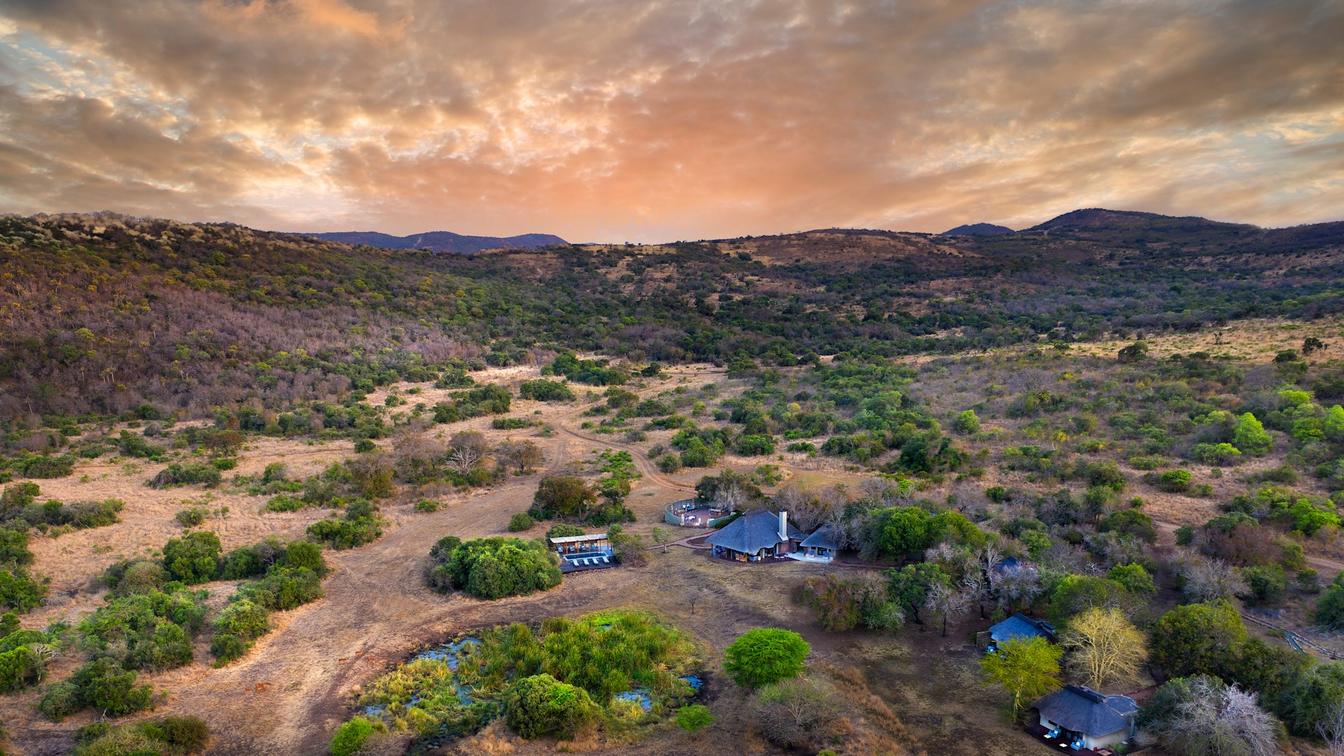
[
  {"left": 5, "top": 209, "right": 1344, "bottom": 754},
  {"left": 3, "top": 209, "right": 1343, "bottom": 424}
]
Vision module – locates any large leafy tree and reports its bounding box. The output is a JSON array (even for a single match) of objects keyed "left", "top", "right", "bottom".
[
  {"left": 1149, "top": 601, "right": 1247, "bottom": 679},
  {"left": 980, "top": 636, "right": 1062, "bottom": 717},
  {"left": 723, "top": 628, "right": 810, "bottom": 689}
]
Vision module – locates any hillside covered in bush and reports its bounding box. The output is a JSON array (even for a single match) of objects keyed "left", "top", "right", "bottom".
[{"left": 3, "top": 210, "right": 1342, "bottom": 425}]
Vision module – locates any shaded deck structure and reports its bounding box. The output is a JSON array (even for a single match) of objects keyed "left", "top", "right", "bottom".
[{"left": 547, "top": 532, "right": 616, "bottom": 573}]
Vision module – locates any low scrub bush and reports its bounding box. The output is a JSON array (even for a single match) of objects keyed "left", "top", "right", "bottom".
[
  {"left": 41, "top": 658, "right": 155, "bottom": 720},
  {"left": 306, "top": 501, "right": 383, "bottom": 549},
  {"left": 73, "top": 716, "right": 209, "bottom": 755},
  {"left": 148, "top": 463, "right": 222, "bottom": 489}
]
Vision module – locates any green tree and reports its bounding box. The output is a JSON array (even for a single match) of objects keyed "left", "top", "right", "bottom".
[
  {"left": 1150, "top": 601, "right": 1247, "bottom": 679},
  {"left": 870, "top": 506, "right": 933, "bottom": 559},
  {"left": 1233, "top": 412, "right": 1272, "bottom": 456},
  {"left": 529, "top": 476, "right": 597, "bottom": 520},
  {"left": 1280, "top": 661, "right": 1344, "bottom": 737},
  {"left": 722, "top": 628, "right": 810, "bottom": 689},
  {"left": 1316, "top": 573, "right": 1344, "bottom": 630},
  {"left": 980, "top": 637, "right": 1062, "bottom": 717},
  {"left": 953, "top": 409, "right": 981, "bottom": 435},
  {"left": 887, "top": 562, "right": 950, "bottom": 626}
]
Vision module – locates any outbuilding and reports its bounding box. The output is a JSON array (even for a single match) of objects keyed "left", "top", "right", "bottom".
[{"left": 1031, "top": 685, "right": 1138, "bottom": 752}]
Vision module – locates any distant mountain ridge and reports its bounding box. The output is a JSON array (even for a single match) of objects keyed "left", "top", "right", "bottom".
[
  {"left": 309, "top": 229, "right": 566, "bottom": 254},
  {"left": 1025, "top": 208, "right": 1255, "bottom": 234},
  {"left": 943, "top": 222, "right": 1014, "bottom": 236}
]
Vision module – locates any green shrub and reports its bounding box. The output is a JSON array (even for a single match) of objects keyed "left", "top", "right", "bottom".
[
  {"left": 39, "top": 680, "right": 82, "bottom": 720},
  {"left": 265, "top": 494, "right": 305, "bottom": 512},
  {"left": 0, "top": 643, "right": 43, "bottom": 692},
  {"left": 675, "top": 703, "right": 714, "bottom": 732},
  {"left": 1149, "top": 469, "right": 1192, "bottom": 493},
  {"left": 117, "top": 430, "right": 165, "bottom": 460},
  {"left": 426, "top": 537, "right": 561, "bottom": 599},
  {"left": 507, "top": 512, "right": 535, "bottom": 532},
  {"left": 329, "top": 715, "right": 379, "bottom": 756},
  {"left": 953, "top": 409, "right": 981, "bottom": 435},
  {"left": 1233, "top": 412, "right": 1272, "bottom": 455},
  {"left": 219, "top": 540, "right": 279, "bottom": 580},
  {"left": 0, "top": 566, "right": 47, "bottom": 612},
  {"left": 723, "top": 628, "right": 809, "bottom": 689},
  {"left": 733, "top": 434, "right": 776, "bottom": 456},
  {"left": 307, "top": 510, "right": 382, "bottom": 549},
  {"left": 44, "top": 658, "right": 155, "bottom": 719},
  {"left": 77, "top": 588, "right": 206, "bottom": 670},
  {"left": 17, "top": 454, "right": 75, "bottom": 479},
  {"left": 280, "top": 541, "right": 328, "bottom": 575},
  {"left": 503, "top": 673, "right": 599, "bottom": 739},
  {"left": 1241, "top": 565, "right": 1287, "bottom": 606},
  {"left": 74, "top": 716, "right": 211, "bottom": 755},
  {"left": 0, "top": 527, "right": 32, "bottom": 565},
  {"left": 175, "top": 507, "right": 208, "bottom": 528},
  {"left": 211, "top": 599, "right": 270, "bottom": 664},
  {"left": 519, "top": 379, "right": 576, "bottom": 402},
  {"left": 657, "top": 453, "right": 683, "bottom": 473},
  {"left": 414, "top": 498, "right": 439, "bottom": 513},
  {"left": 161, "top": 531, "right": 222, "bottom": 583},
  {"left": 1192, "top": 442, "right": 1242, "bottom": 465},
  {"left": 237, "top": 566, "right": 324, "bottom": 611},
  {"left": 1317, "top": 574, "right": 1344, "bottom": 630},
  {"left": 148, "top": 463, "right": 222, "bottom": 488}
]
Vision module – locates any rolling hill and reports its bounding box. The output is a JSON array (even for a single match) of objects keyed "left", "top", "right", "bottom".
[{"left": 308, "top": 229, "right": 567, "bottom": 254}]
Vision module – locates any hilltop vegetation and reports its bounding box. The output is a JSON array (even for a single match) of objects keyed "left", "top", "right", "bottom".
[{"left": 2, "top": 211, "right": 1342, "bottom": 427}]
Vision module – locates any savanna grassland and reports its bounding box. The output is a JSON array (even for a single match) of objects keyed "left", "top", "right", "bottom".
[{"left": 2, "top": 211, "right": 1344, "bottom": 755}]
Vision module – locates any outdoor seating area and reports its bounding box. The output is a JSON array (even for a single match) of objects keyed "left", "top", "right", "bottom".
[{"left": 664, "top": 498, "right": 732, "bottom": 528}]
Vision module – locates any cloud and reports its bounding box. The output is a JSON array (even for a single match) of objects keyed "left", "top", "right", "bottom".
[{"left": 0, "top": 0, "right": 1341, "bottom": 240}]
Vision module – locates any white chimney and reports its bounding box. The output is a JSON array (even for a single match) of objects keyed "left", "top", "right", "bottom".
[{"left": 778, "top": 510, "right": 788, "bottom": 540}]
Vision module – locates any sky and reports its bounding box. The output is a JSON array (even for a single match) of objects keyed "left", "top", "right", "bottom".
[{"left": 0, "top": 0, "right": 1341, "bottom": 243}]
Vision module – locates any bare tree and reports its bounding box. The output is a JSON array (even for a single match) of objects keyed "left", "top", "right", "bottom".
[
  {"left": 924, "top": 581, "right": 971, "bottom": 637},
  {"left": 446, "top": 430, "right": 488, "bottom": 475},
  {"left": 496, "top": 439, "right": 543, "bottom": 474},
  {"left": 1152, "top": 678, "right": 1279, "bottom": 756},
  {"left": 992, "top": 563, "right": 1043, "bottom": 613},
  {"left": 1180, "top": 556, "right": 1248, "bottom": 602},
  {"left": 1317, "top": 697, "right": 1344, "bottom": 756}
]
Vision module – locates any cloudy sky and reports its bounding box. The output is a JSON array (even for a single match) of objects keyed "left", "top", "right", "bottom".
[{"left": 0, "top": 0, "right": 1341, "bottom": 242}]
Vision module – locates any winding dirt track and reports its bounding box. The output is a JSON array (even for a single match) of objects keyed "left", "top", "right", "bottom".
[{"left": 556, "top": 425, "right": 695, "bottom": 493}]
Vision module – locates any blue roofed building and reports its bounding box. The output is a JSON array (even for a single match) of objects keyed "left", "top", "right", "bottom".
[
  {"left": 706, "top": 509, "right": 803, "bottom": 562},
  {"left": 792, "top": 522, "right": 839, "bottom": 563},
  {"left": 986, "top": 612, "right": 1057, "bottom": 651},
  {"left": 1031, "top": 685, "right": 1138, "bottom": 752}
]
